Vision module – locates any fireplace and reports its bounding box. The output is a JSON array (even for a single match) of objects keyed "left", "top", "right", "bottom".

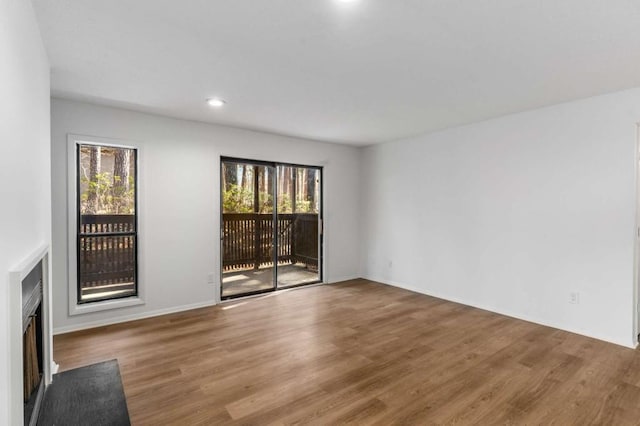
[
  {"left": 9, "top": 244, "right": 55, "bottom": 425},
  {"left": 22, "top": 261, "right": 44, "bottom": 425}
]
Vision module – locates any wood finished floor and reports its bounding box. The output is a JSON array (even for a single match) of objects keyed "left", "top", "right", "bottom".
[{"left": 54, "top": 279, "right": 640, "bottom": 425}]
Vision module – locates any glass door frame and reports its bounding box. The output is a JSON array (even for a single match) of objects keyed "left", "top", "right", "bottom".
[{"left": 219, "top": 156, "right": 323, "bottom": 300}]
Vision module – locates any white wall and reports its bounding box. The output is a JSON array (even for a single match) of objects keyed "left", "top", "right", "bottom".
[
  {"left": 51, "top": 99, "right": 361, "bottom": 333},
  {"left": 0, "top": 0, "right": 51, "bottom": 423},
  {"left": 361, "top": 88, "right": 640, "bottom": 348}
]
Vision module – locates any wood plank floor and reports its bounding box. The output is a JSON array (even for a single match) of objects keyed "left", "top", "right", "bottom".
[{"left": 53, "top": 279, "right": 640, "bottom": 425}]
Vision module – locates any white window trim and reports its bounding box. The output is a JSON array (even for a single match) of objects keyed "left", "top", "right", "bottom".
[{"left": 67, "top": 134, "right": 145, "bottom": 315}]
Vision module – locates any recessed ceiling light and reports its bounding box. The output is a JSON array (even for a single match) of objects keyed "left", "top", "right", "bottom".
[
  {"left": 207, "top": 98, "right": 226, "bottom": 108},
  {"left": 336, "top": 0, "right": 359, "bottom": 3}
]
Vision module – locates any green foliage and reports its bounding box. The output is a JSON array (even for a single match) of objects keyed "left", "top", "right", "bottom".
[
  {"left": 295, "top": 199, "right": 313, "bottom": 213},
  {"left": 277, "top": 193, "right": 292, "bottom": 213},
  {"left": 258, "top": 192, "right": 273, "bottom": 214},
  {"left": 223, "top": 184, "right": 253, "bottom": 213},
  {"left": 223, "top": 185, "right": 317, "bottom": 214},
  {"left": 81, "top": 172, "right": 135, "bottom": 214}
]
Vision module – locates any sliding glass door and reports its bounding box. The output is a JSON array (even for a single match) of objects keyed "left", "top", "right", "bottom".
[
  {"left": 276, "top": 165, "right": 321, "bottom": 288},
  {"left": 220, "top": 160, "right": 276, "bottom": 298},
  {"left": 220, "top": 158, "right": 322, "bottom": 299}
]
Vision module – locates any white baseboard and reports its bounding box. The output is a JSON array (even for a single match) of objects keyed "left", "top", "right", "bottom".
[
  {"left": 51, "top": 361, "right": 59, "bottom": 374},
  {"left": 53, "top": 300, "right": 217, "bottom": 335},
  {"left": 327, "top": 275, "right": 361, "bottom": 284},
  {"left": 366, "top": 275, "right": 638, "bottom": 350}
]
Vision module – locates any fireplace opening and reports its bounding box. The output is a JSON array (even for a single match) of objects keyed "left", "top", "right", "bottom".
[{"left": 22, "top": 260, "right": 44, "bottom": 426}]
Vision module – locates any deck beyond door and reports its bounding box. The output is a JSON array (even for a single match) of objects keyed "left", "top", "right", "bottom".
[{"left": 221, "top": 264, "right": 319, "bottom": 297}]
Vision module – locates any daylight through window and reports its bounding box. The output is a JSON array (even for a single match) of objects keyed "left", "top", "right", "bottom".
[{"left": 76, "top": 143, "right": 138, "bottom": 303}]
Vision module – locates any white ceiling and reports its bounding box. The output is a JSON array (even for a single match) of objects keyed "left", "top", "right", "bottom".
[{"left": 33, "top": 0, "right": 640, "bottom": 146}]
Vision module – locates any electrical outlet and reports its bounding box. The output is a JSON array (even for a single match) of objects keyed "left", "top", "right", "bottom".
[
  {"left": 207, "top": 273, "right": 215, "bottom": 284},
  {"left": 569, "top": 292, "right": 580, "bottom": 304}
]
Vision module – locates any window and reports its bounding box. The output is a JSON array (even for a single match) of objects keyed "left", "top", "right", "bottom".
[{"left": 72, "top": 139, "right": 139, "bottom": 306}]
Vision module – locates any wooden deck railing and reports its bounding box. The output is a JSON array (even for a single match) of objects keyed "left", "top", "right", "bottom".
[
  {"left": 79, "top": 215, "right": 136, "bottom": 290},
  {"left": 78, "top": 213, "right": 319, "bottom": 290},
  {"left": 222, "top": 213, "right": 319, "bottom": 271}
]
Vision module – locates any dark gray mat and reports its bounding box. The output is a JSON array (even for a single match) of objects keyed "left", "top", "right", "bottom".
[{"left": 38, "top": 359, "right": 130, "bottom": 426}]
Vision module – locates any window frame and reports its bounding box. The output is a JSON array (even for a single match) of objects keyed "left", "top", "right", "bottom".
[{"left": 67, "top": 134, "right": 145, "bottom": 315}]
